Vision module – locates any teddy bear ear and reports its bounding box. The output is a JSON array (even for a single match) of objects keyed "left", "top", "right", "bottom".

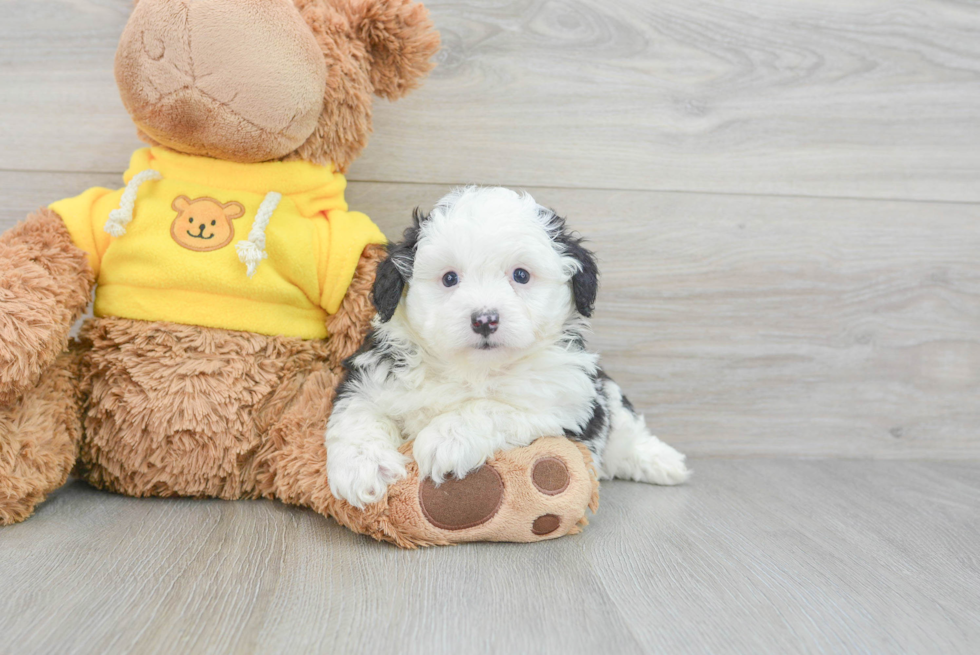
[{"left": 348, "top": 0, "right": 441, "bottom": 100}]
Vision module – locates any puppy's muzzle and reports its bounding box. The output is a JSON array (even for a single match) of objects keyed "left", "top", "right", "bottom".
[{"left": 471, "top": 310, "right": 499, "bottom": 337}]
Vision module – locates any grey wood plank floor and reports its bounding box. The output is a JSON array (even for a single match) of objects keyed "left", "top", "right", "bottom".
[
  {"left": 1, "top": 460, "right": 978, "bottom": 655},
  {"left": 3, "top": 0, "right": 980, "bottom": 201}
]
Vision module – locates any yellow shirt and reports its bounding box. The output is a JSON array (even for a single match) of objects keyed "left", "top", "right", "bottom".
[{"left": 49, "top": 147, "right": 386, "bottom": 340}]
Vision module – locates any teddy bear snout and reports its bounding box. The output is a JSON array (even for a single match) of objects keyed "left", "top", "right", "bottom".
[{"left": 115, "top": 0, "right": 327, "bottom": 163}]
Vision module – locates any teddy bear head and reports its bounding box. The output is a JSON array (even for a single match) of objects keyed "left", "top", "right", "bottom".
[{"left": 115, "top": 0, "right": 439, "bottom": 170}]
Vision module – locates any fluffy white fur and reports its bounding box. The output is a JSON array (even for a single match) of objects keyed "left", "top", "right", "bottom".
[{"left": 326, "top": 186, "right": 690, "bottom": 508}]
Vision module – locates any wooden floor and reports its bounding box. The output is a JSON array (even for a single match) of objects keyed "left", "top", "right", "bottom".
[
  {"left": 1, "top": 0, "right": 979, "bottom": 653},
  {"left": 1, "top": 460, "right": 978, "bottom": 654}
]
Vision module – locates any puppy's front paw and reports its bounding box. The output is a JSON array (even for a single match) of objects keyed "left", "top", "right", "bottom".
[
  {"left": 327, "top": 441, "right": 409, "bottom": 508},
  {"left": 413, "top": 415, "right": 494, "bottom": 485}
]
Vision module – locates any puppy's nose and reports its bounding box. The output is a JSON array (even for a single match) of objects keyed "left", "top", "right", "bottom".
[{"left": 471, "top": 310, "right": 499, "bottom": 337}]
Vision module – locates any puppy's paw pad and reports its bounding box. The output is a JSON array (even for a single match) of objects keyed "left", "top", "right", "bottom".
[
  {"left": 418, "top": 465, "right": 504, "bottom": 530},
  {"left": 531, "top": 456, "right": 570, "bottom": 495}
]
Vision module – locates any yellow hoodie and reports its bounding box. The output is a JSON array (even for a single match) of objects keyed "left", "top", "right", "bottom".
[{"left": 49, "top": 147, "right": 386, "bottom": 340}]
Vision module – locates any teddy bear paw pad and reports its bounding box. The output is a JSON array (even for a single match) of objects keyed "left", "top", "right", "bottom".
[
  {"left": 418, "top": 465, "right": 504, "bottom": 530},
  {"left": 531, "top": 513, "right": 561, "bottom": 535},
  {"left": 531, "top": 456, "right": 570, "bottom": 495}
]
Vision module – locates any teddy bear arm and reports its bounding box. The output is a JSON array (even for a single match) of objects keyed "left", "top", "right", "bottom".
[
  {"left": 0, "top": 208, "right": 94, "bottom": 404},
  {"left": 0, "top": 346, "right": 84, "bottom": 525},
  {"left": 323, "top": 243, "right": 387, "bottom": 368}
]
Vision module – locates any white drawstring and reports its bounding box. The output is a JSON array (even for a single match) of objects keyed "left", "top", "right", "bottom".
[
  {"left": 236, "top": 191, "right": 281, "bottom": 278},
  {"left": 104, "top": 169, "right": 162, "bottom": 237}
]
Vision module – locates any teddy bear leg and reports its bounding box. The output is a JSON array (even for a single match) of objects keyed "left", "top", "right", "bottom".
[
  {"left": 256, "top": 365, "right": 598, "bottom": 547},
  {"left": 383, "top": 437, "right": 600, "bottom": 545},
  {"left": 0, "top": 347, "right": 83, "bottom": 525}
]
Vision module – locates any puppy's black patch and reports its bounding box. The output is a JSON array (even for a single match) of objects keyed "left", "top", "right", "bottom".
[
  {"left": 597, "top": 369, "right": 637, "bottom": 416},
  {"left": 373, "top": 208, "right": 429, "bottom": 322},
  {"left": 568, "top": 399, "right": 607, "bottom": 444},
  {"left": 619, "top": 393, "right": 637, "bottom": 415},
  {"left": 564, "top": 369, "right": 612, "bottom": 456},
  {"left": 333, "top": 331, "right": 377, "bottom": 402},
  {"left": 335, "top": 329, "right": 412, "bottom": 401},
  {"left": 541, "top": 210, "right": 599, "bottom": 317},
  {"left": 333, "top": 364, "right": 363, "bottom": 403}
]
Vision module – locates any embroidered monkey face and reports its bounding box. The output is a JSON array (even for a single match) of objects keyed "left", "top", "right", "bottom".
[{"left": 170, "top": 196, "right": 245, "bottom": 252}]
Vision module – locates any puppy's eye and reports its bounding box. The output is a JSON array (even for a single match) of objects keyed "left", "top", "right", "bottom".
[
  {"left": 188, "top": 217, "right": 194, "bottom": 223},
  {"left": 513, "top": 268, "right": 530, "bottom": 284},
  {"left": 211, "top": 220, "right": 216, "bottom": 226},
  {"left": 442, "top": 271, "right": 459, "bottom": 287}
]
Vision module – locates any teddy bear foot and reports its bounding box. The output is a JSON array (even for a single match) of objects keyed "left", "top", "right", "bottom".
[{"left": 377, "top": 437, "right": 599, "bottom": 546}]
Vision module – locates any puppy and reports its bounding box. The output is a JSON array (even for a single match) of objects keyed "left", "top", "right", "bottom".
[{"left": 326, "top": 187, "right": 690, "bottom": 508}]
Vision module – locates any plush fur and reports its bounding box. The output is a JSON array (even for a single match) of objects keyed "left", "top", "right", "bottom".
[
  {"left": 0, "top": 209, "right": 93, "bottom": 406},
  {"left": 289, "top": 0, "right": 439, "bottom": 170},
  {"left": 0, "top": 349, "right": 83, "bottom": 524},
  {"left": 74, "top": 244, "right": 385, "bottom": 499},
  {"left": 117, "top": 0, "right": 329, "bottom": 163},
  {"left": 326, "top": 187, "right": 689, "bottom": 508}
]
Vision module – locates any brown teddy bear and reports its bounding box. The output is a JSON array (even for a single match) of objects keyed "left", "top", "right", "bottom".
[{"left": 0, "top": 0, "right": 598, "bottom": 547}]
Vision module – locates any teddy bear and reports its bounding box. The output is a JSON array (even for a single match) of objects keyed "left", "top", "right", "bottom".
[{"left": 0, "top": 0, "right": 598, "bottom": 547}]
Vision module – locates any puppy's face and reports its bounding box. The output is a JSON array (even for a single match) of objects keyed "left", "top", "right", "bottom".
[{"left": 373, "top": 187, "right": 598, "bottom": 365}]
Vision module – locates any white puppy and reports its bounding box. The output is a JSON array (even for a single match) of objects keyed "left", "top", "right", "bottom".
[{"left": 326, "top": 186, "right": 690, "bottom": 508}]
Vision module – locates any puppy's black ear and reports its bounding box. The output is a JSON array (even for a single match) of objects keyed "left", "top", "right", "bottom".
[
  {"left": 565, "top": 237, "right": 599, "bottom": 317},
  {"left": 372, "top": 208, "right": 427, "bottom": 322},
  {"left": 372, "top": 256, "right": 406, "bottom": 323},
  {"left": 545, "top": 210, "right": 600, "bottom": 317}
]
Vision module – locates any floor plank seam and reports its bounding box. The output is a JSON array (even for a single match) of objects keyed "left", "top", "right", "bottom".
[{"left": 4, "top": 169, "right": 980, "bottom": 208}]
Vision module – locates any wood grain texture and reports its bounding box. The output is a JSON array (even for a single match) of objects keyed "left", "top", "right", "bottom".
[
  {"left": 2, "top": 0, "right": 980, "bottom": 201},
  {"left": 6, "top": 172, "right": 976, "bottom": 458},
  {"left": 0, "top": 460, "right": 977, "bottom": 654}
]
